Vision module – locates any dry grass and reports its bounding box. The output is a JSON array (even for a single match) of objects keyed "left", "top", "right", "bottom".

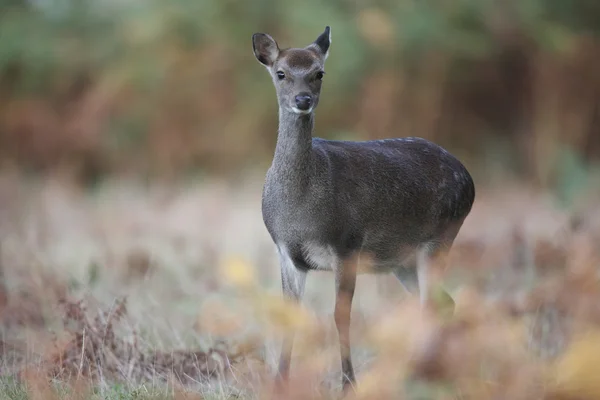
[{"left": 1, "top": 172, "right": 600, "bottom": 399}]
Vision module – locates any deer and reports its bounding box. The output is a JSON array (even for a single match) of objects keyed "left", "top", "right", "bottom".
[{"left": 251, "top": 26, "right": 475, "bottom": 392}]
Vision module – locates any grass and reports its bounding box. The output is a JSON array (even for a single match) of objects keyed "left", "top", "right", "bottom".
[
  {"left": 0, "top": 377, "right": 239, "bottom": 399},
  {"left": 0, "top": 378, "right": 168, "bottom": 400},
  {"left": 1, "top": 172, "right": 600, "bottom": 399}
]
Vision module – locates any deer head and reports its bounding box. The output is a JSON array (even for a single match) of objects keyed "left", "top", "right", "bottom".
[{"left": 252, "top": 26, "right": 331, "bottom": 115}]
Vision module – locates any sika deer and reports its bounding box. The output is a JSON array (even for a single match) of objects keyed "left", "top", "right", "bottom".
[{"left": 252, "top": 26, "right": 475, "bottom": 391}]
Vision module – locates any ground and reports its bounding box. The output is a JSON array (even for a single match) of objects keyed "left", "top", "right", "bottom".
[{"left": 0, "top": 171, "right": 599, "bottom": 399}]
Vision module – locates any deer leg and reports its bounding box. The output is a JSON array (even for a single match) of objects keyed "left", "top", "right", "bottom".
[
  {"left": 335, "top": 257, "right": 357, "bottom": 390},
  {"left": 393, "top": 264, "right": 419, "bottom": 296},
  {"left": 416, "top": 238, "right": 457, "bottom": 307},
  {"left": 276, "top": 246, "right": 307, "bottom": 383},
  {"left": 416, "top": 246, "right": 432, "bottom": 307},
  {"left": 393, "top": 245, "right": 435, "bottom": 307}
]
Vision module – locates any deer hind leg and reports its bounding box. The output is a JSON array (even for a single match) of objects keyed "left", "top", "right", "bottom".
[
  {"left": 415, "top": 232, "right": 460, "bottom": 307},
  {"left": 393, "top": 263, "right": 419, "bottom": 297},
  {"left": 394, "top": 241, "right": 453, "bottom": 307},
  {"left": 276, "top": 246, "right": 307, "bottom": 384},
  {"left": 394, "top": 258, "right": 429, "bottom": 306},
  {"left": 335, "top": 256, "right": 358, "bottom": 391}
]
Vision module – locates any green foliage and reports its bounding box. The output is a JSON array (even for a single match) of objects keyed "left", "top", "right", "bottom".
[
  {"left": 542, "top": 0, "right": 600, "bottom": 34},
  {"left": 94, "top": 384, "right": 167, "bottom": 400},
  {"left": 0, "top": 377, "right": 28, "bottom": 400},
  {"left": 1, "top": 0, "right": 595, "bottom": 97},
  {"left": 0, "top": 0, "right": 598, "bottom": 180},
  {"left": 552, "top": 146, "right": 600, "bottom": 210},
  {"left": 0, "top": 378, "right": 236, "bottom": 400}
]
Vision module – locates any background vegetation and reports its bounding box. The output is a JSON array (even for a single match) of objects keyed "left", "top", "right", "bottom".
[
  {"left": 1, "top": 0, "right": 600, "bottom": 399},
  {"left": 1, "top": 0, "right": 600, "bottom": 186}
]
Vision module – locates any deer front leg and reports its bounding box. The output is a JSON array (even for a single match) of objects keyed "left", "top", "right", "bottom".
[
  {"left": 276, "top": 246, "right": 307, "bottom": 384},
  {"left": 335, "top": 257, "right": 357, "bottom": 391}
]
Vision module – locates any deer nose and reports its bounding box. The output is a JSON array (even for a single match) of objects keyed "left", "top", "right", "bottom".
[{"left": 295, "top": 94, "right": 313, "bottom": 111}]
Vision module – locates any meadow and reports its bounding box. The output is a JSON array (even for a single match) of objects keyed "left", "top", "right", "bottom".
[{"left": 1, "top": 171, "right": 600, "bottom": 399}]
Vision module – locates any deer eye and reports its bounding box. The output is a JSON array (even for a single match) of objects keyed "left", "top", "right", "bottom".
[
  {"left": 316, "top": 71, "right": 325, "bottom": 80},
  {"left": 276, "top": 71, "right": 285, "bottom": 80}
]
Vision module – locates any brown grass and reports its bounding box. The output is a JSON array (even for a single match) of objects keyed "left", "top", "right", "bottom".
[{"left": 1, "top": 173, "right": 600, "bottom": 399}]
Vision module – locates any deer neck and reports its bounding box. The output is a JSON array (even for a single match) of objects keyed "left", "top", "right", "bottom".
[{"left": 271, "top": 108, "right": 314, "bottom": 185}]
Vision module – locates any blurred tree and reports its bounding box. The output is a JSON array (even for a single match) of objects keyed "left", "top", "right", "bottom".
[{"left": 0, "top": 0, "right": 598, "bottom": 185}]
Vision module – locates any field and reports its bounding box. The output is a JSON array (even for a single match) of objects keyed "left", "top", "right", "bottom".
[{"left": 0, "top": 171, "right": 600, "bottom": 400}]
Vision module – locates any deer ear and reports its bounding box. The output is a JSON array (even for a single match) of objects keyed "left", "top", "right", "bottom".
[
  {"left": 309, "top": 26, "right": 331, "bottom": 59},
  {"left": 252, "top": 33, "right": 280, "bottom": 67}
]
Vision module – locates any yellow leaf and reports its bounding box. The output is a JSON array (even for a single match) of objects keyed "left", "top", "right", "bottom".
[
  {"left": 220, "top": 256, "right": 257, "bottom": 289},
  {"left": 552, "top": 330, "right": 600, "bottom": 398},
  {"left": 257, "top": 294, "right": 315, "bottom": 334},
  {"left": 431, "top": 284, "right": 456, "bottom": 319},
  {"left": 354, "top": 370, "right": 388, "bottom": 399}
]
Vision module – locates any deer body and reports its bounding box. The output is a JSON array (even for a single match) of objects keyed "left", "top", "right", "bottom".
[
  {"left": 263, "top": 134, "right": 474, "bottom": 274},
  {"left": 252, "top": 27, "right": 475, "bottom": 391}
]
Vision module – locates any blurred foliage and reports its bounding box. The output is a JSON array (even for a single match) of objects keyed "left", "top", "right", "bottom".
[
  {"left": 0, "top": 0, "right": 599, "bottom": 185},
  {"left": 553, "top": 330, "right": 600, "bottom": 399}
]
